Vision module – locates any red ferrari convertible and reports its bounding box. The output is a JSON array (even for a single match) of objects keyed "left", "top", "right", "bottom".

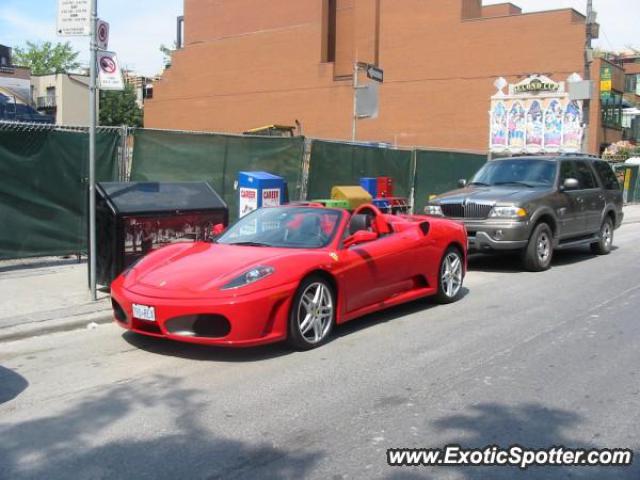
[{"left": 110, "top": 203, "right": 467, "bottom": 350}]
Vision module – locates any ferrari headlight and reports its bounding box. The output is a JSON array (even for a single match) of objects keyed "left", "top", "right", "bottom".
[
  {"left": 489, "top": 206, "right": 528, "bottom": 219},
  {"left": 425, "top": 205, "right": 443, "bottom": 216},
  {"left": 221, "top": 265, "right": 275, "bottom": 290}
]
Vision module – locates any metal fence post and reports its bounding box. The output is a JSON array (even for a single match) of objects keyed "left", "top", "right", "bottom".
[{"left": 300, "top": 138, "right": 312, "bottom": 201}]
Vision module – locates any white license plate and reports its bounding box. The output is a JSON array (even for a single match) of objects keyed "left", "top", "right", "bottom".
[{"left": 132, "top": 304, "right": 156, "bottom": 322}]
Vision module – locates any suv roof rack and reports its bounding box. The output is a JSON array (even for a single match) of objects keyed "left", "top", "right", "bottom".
[{"left": 558, "top": 153, "right": 601, "bottom": 159}]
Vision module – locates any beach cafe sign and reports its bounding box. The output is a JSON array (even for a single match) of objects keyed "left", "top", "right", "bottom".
[{"left": 490, "top": 74, "right": 584, "bottom": 155}]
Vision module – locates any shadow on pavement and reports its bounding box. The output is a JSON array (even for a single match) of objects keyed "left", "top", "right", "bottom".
[
  {"left": 0, "top": 375, "right": 323, "bottom": 480},
  {"left": 332, "top": 288, "right": 470, "bottom": 342},
  {"left": 123, "top": 288, "right": 469, "bottom": 361},
  {"left": 467, "top": 246, "right": 617, "bottom": 274},
  {"left": 383, "top": 402, "right": 637, "bottom": 480},
  {"left": 0, "top": 366, "right": 28, "bottom": 405},
  {"left": 122, "top": 331, "right": 293, "bottom": 362}
]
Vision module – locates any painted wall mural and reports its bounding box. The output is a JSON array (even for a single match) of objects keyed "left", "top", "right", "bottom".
[
  {"left": 490, "top": 74, "right": 584, "bottom": 154},
  {"left": 490, "top": 101, "right": 508, "bottom": 150}
]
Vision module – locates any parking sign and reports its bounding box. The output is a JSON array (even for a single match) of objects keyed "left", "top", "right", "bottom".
[{"left": 57, "top": 0, "right": 90, "bottom": 36}]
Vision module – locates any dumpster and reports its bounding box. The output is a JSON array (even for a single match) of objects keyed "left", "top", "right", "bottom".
[
  {"left": 331, "top": 186, "right": 373, "bottom": 210},
  {"left": 312, "top": 199, "right": 351, "bottom": 209},
  {"left": 95, "top": 182, "right": 228, "bottom": 286},
  {"left": 238, "top": 171, "right": 287, "bottom": 218},
  {"left": 359, "top": 177, "right": 378, "bottom": 198}
]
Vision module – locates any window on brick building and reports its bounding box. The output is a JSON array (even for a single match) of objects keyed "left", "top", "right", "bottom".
[{"left": 323, "top": 0, "right": 336, "bottom": 63}]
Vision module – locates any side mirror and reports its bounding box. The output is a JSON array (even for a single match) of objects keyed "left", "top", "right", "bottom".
[
  {"left": 561, "top": 178, "right": 579, "bottom": 191},
  {"left": 344, "top": 230, "right": 378, "bottom": 248},
  {"left": 458, "top": 179, "right": 467, "bottom": 188},
  {"left": 211, "top": 223, "right": 226, "bottom": 236}
]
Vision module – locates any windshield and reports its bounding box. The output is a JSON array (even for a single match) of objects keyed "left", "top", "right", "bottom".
[
  {"left": 470, "top": 159, "right": 557, "bottom": 187},
  {"left": 217, "top": 207, "right": 343, "bottom": 249}
]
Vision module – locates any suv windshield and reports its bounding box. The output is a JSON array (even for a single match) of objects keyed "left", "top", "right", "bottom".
[
  {"left": 471, "top": 159, "right": 557, "bottom": 188},
  {"left": 217, "top": 207, "right": 342, "bottom": 249}
]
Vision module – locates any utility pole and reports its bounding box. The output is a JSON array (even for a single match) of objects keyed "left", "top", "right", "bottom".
[
  {"left": 582, "top": 0, "right": 594, "bottom": 154},
  {"left": 89, "top": 0, "right": 98, "bottom": 300}
]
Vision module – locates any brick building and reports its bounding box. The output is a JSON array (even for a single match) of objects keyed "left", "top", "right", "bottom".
[{"left": 145, "top": 0, "right": 611, "bottom": 153}]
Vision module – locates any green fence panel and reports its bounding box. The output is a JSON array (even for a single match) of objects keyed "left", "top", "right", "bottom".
[
  {"left": 130, "top": 129, "right": 305, "bottom": 220},
  {"left": 0, "top": 129, "right": 120, "bottom": 259},
  {"left": 414, "top": 150, "right": 487, "bottom": 212},
  {"left": 306, "top": 140, "right": 413, "bottom": 201}
]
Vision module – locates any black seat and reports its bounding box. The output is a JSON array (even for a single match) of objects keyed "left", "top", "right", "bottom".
[{"left": 348, "top": 214, "right": 372, "bottom": 235}]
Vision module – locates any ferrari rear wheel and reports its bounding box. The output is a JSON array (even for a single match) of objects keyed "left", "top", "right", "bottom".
[
  {"left": 288, "top": 276, "right": 335, "bottom": 350},
  {"left": 434, "top": 247, "right": 464, "bottom": 304}
]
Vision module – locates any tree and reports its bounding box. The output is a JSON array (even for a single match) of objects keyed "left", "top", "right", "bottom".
[
  {"left": 13, "top": 41, "right": 80, "bottom": 75},
  {"left": 99, "top": 84, "right": 143, "bottom": 127}
]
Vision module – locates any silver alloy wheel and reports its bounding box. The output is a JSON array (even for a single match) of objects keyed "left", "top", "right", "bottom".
[
  {"left": 602, "top": 222, "right": 612, "bottom": 249},
  {"left": 441, "top": 252, "right": 463, "bottom": 298},
  {"left": 297, "top": 282, "right": 333, "bottom": 344},
  {"left": 537, "top": 232, "right": 551, "bottom": 263}
]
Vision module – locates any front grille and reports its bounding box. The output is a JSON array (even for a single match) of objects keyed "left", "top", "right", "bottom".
[{"left": 441, "top": 202, "right": 493, "bottom": 219}]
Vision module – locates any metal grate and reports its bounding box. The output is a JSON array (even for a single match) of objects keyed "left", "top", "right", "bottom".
[{"left": 441, "top": 202, "right": 493, "bottom": 219}]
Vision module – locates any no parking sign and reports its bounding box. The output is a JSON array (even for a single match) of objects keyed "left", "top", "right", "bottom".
[{"left": 97, "top": 19, "right": 109, "bottom": 50}]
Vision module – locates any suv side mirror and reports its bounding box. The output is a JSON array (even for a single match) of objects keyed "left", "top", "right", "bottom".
[
  {"left": 344, "top": 230, "right": 378, "bottom": 248},
  {"left": 561, "top": 178, "right": 579, "bottom": 191},
  {"left": 458, "top": 179, "right": 467, "bottom": 188}
]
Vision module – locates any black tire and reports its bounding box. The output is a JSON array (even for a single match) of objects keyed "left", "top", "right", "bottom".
[
  {"left": 287, "top": 275, "right": 336, "bottom": 350},
  {"left": 591, "top": 216, "right": 614, "bottom": 255},
  {"left": 434, "top": 246, "right": 465, "bottom": 304},
  {"left": 522, "top": 223, "right": 553, "bottom": 272}
]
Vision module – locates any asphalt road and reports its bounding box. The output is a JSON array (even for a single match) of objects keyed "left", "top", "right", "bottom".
[{"left": 1, "top": 218, "right": 640, "bottom": 480}]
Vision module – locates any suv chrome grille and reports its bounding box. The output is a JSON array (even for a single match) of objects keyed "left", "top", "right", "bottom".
[{"left": 441, "top": 202, "right": 493, "bottom": 219}]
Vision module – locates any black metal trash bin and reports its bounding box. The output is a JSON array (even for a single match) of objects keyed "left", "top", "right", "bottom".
[{"left": 95, "top": 182, "right": 228, "bottom": 286}]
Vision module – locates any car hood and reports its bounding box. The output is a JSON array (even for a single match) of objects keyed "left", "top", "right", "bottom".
[
  {"left": 122, "top": 242, "right": 330, "bottom": 298},
  {"left": 432, "top": 186, "right": 551, "bottom": 204}
]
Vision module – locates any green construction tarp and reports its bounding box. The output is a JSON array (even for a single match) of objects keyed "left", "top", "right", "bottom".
[
  {"left": 414, "top": 150, "right": 487, "bottom": 212},
  {"left": 0, "top": 129, "right": 120, "bottom": 259},
  {"left": 306, "top": 140, "right": 413, "bottom": 200},
  {"left": 130, "top": 129, "right": 305, "bottom": 220}
]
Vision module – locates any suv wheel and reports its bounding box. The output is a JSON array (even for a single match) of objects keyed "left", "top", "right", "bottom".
[
  {"left": 522, "top": 223, "right": 553, "bottom": 272},
  {"left": 591, "top": 217, "right": 614, "bottom": 255}
]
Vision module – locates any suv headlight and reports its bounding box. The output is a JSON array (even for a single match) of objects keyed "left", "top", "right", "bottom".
[
  {"left": 425, "top": 205, "right": 443, "bottom": 216},
  {"left": 221, "top": 266, "right": 275, "bottom": 290},
  {"left": 489, "top": 206, "right": 528, "bottom": 219}
]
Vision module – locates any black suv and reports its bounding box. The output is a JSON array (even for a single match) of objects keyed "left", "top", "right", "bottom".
[{"left": 425, "top": 155, "right": 624, "bottom": 271}]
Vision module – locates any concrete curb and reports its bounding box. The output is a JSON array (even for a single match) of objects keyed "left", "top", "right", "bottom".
[{"left": 0, "top": 310, "right": 113, "bottom": 344}]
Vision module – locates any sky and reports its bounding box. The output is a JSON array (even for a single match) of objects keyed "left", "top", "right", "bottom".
[
  {"left": 0, "top": 0, "right": 183, "bottom": 76},
  {"left": 0, "top": 0, "right": 637, "bottom": 76},
  {"left": 484, "top": 0, "right": 639, "bottom": 52}
]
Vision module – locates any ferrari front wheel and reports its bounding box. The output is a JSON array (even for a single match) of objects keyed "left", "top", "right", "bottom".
[
  {"left": 434, "top": 247, "right": 464, "bottom": 304},
  {"left": 288, "top": 276, "right": 336, "bottom": 350}
]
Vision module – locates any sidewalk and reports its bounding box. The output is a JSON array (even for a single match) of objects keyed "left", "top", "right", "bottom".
[
  {"left": 0, "top": 257, "right": 111, "bottom": 343},
  {"left": 1, "top": 203, "right": 640, "bottom": 343}
]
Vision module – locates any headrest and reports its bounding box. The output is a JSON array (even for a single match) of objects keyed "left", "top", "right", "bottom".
[{"left": 349, "top": 214, "right": 371, "bottom": 235}]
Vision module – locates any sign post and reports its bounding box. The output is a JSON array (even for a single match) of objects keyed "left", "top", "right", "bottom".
[
  {"left": 352, "top": 62, "right": 383, "bottom": 141},
  {"left": 88, "top": 0, "right": 98, "bottom": 300}
]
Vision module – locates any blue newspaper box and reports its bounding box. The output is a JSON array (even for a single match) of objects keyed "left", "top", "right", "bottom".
[{"left": 238, "top": 171, "right": 286, "bottom": 217}]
